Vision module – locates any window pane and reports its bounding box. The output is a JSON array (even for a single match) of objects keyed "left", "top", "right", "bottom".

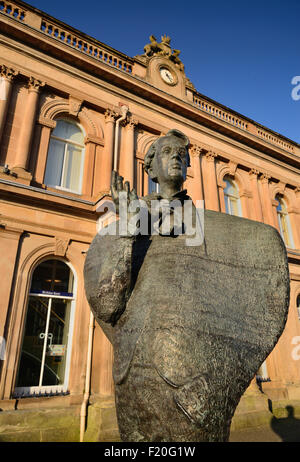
[
  {"left": 44, "top": 138, "right": 65, "bottom": 187},
  {"left": 42, "top": 299, "right": 72, "bottom": 386},
  {"left": 16, "top": 296, "right": 49, "bottom": 387},
  {"left": 224, "top": 194, "right": 231, "bottom": 214},
  {"left": 224, "top": 179, "right": 236, "bottom": 197},
  {"left": 30, "top": 260, "right": 73, "bottom": 295},
  {"left": 62, "top": 144, "right": 82, "bottom": 192},
  {"left": 230, "top": 198, "right": 240, "bottom": 216},
  {"left": 53, "top": 120, "right": 84, "bottom": 145}
]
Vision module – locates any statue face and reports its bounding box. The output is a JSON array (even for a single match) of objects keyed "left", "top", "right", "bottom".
[{"left": 151, "top": 136, "right": 188, "bottom": 188}]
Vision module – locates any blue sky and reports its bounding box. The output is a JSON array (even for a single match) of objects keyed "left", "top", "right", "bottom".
[{"left": 27, "top": 0, "right": 300, "bottom": 144}]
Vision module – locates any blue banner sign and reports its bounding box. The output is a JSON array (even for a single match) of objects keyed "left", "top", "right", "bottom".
[{"left": 30, "top": 290, "right": 73, "bottom": 297}]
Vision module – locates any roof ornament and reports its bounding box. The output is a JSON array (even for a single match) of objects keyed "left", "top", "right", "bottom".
[{"left": 141, "top": 35, "right": 185, "bottom": 72}]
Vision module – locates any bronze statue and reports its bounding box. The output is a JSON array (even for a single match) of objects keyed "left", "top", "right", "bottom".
[{"left": 84, "top": 129, "right": 289, "bottom": 441}]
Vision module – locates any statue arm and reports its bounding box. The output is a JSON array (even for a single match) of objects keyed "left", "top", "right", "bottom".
[{"left": 84, "top": 231, "right": 135, "bottom": 341}]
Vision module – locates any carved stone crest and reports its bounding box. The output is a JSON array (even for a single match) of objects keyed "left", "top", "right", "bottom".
[{"left": 138, "top": 35, "right": 185, "bottom": 72}]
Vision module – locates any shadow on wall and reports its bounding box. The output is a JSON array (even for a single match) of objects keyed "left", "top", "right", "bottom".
[{"left": 269, "top": 403, "right": 300, "bottom": 442}]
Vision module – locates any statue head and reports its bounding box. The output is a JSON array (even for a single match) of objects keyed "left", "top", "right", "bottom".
[{"left": 144, "top": 130, "right": 190, "bottom": 191}]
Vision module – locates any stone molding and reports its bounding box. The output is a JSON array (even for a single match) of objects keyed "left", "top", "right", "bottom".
[
  {"left": 37, "top": 117, "right": 57, "bottom": 129},
  {"left": 84, "top": 135, "right": 104, "bottom": 146}
]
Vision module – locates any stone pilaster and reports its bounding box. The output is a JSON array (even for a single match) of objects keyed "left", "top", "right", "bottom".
[
  {"left": 122, "top": 116, "right": 138, "bottom": 188},
  {"left": 202, "top": 150, "right": 219, "bottom": 211},
  {"left": 12, "top": 76, "right": 45, "bottom": 182},
  {"left": 101, "top": 109, "right": 118, "bottom": 193},
  {"left": 0, "top": 65, "right": 19, "bottom": 146},
  {"left": 248, "top": 168, "right": 263, "bottom": 222},
  {"left": 190, "top": 145, "right": 204, "bottom": 203}
]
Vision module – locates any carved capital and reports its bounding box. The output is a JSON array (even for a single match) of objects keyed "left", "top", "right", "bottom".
[
  {"left": 0, "top": 65, "right": 19, "bottom": 82},
  {"left": 28, "top": 76, "right": 45, "bottom": 92},
  {"left": 124, "top": 116, "right": 138, "bottom": 130},
  {"left": 260, "top": 173, "right": 271, "bottom": 183},
  {"left": 205, "top": 151, "right": 218, "bottom": 162},
  {"left": 104, "top": 108, "right": 118, "bottom": 123},
  {"left": 54, "top": 237, "right": 70, "bottom": 257},
  {"left": 249, "top": 168, "right": 260, "bottom": 177},
  {"left": 69, "top": 96, "right": 83, "bottom": 116},
  {"left": 190, "top": 145, "right": 202, "bottom": 158}
]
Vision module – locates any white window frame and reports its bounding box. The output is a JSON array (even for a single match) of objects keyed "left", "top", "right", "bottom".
[
  {"left": 14, "top": 259, "right": 77, "bottom": 397},
  {"left": 224, "top": 177, "right": 242, "bottom": 217},
  {"left": 276, "top": 196, "right": 294, "bottom": 249},
  {"left": 45, "top": 119, "right": 85, "bottom": 195}
]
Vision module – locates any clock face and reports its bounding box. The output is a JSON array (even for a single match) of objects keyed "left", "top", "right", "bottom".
[{"left": 160, "top": 67, "right": 175, "bottom": 84}]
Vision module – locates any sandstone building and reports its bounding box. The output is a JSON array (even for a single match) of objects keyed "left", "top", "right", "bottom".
[{"left": 0, "top": 0, "right": 300, "bottom": 442}]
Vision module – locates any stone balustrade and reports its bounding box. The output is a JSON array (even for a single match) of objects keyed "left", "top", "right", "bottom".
[
  {"left": 193, "top": 92, "right": 296, "bottom": 154},
  {"left": 0, "top": 0, "right": 26, "bottom": 21},
  {"left": 257, "top": 128, "right": 294, "bottom": 152},
  {"left": 40, "top": 19, "right": 133, "bottom": 73},
  {"left": 193, "top": 94, "right": 248, "bottom": 130}
]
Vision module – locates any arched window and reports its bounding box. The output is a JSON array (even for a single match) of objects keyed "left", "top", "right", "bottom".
[
  {"left": 297, "top": 294, "right": 300, "bottom": 320},
  {"left": 44, "top": 119, "right": 85, "bottom": 193},
  {"left": 14, "top": 259, "right": 76, "bottom": 397},
  {"left": 276, "top": 195, "right": 294, "bottom": 248},
  {"left": 223, "top": 176, "right": 242, "bottom": 217}
]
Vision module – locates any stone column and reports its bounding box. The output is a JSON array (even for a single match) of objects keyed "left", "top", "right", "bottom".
[
  {"left": 12, "top": 77, "right": 45, "bottom": 179},
  {"left": 190, "top": 145, "right": 204, "bottom": 204},
  {"left": 101, "top": 109, "right": 117, "bottom": 194},
  {"left": 0, "top": 65, "right": 18, "bottom": 147},
  {"left": 121, "top": 117, "right": 138, "bottom": 188},
  {"left": 248, "top": 169, "right": 263, "bottom": 222},
  {"left": 202, "top": 151, "right": 219, "bottom": 211},
  {"left": 259, "top": 173, "right": 276, "bottom": 227}
]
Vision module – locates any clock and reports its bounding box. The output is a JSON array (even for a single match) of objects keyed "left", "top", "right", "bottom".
[{"left": 160, "top": 67, "right": 175, "bottom": 85}]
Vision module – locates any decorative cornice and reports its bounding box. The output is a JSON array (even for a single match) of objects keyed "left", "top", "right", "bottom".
[{"left": 0, "top": 64, "right": 19, "bottom": 82}]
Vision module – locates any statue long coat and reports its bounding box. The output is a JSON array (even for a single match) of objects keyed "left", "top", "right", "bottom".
[{"left": 84, "top": 194, "right": 289, "bottom": 442}]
